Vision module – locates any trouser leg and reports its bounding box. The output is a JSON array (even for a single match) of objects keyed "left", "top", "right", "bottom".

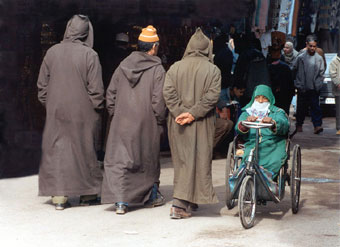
[
  {"left": 52, "top": 196, "right": 68, "bottom": 204},
  {"left": 310, "top": 90, "right": 322, "bottom": 127},
  {"left": 296, "top": 91, "right": 307, "bottom": 126},
  {"left": 291, "top": 95, "right": 297, "bottom": 113},
  {"left": 281, "top": 95, "right": 293, "bottom": 116},
  {"left": 336, "top": 96, "right": 340, "bottom": 130},
  {"left": 214, "top": 118, "right": 233, "bottom": 148},
  {"left": 80, "top": 194, "right": 98, "bottom": 202},
  {"left": 173, "top": 198, "right": 190, "bottom": 210}
]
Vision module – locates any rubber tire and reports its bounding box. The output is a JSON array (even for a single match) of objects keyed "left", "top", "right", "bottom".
[
  {"left": 291, "top": 145, "right": 301, "bottom": 214},
  {"left": 225, "top": 141, "right": 236, "bottom": 209},
  {"left": 238, "top": 175, "right": 256, "bottom": 229},
  {"left": 278, "top": 166, "right": 285, "bottom": 200}
]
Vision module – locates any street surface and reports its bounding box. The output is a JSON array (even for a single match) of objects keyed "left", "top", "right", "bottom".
[{"left": 0, "top": 117, "right": 339, "bottom": 247}]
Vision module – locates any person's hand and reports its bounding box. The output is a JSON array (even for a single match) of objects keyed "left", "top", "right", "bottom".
[
  {"left": 262, "top": 117, "right": 276, "bottom": 131},
  {"left": 337, "top": 84, "right": 340, "bottom": 90},
  {"left": 175, "top": 112, "right": 195, "bottom": 125},
  {"left": 246, "top": 116, "right": 258, "bottom": 122},
  {"left": 261, "top": 117, "right": 273, "bottom": 123}
]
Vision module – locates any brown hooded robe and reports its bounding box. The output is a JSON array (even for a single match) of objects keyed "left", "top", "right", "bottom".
[
  {"left": 163, "top": 28, "right": 221, "bottom": 204},
  {"left": 101, "top": 51, "right": 166, "bottom": 204},
  {"left": 37, "top": 15, "right": 104, "bottom": 197}
]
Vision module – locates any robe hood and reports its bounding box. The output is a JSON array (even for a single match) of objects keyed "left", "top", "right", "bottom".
[
  {"left": 243, "top": 84, "right": 277, "bottom": 112},
  {"left": 63, "top": 15, "right": 94, "bottom": 48},
  {"left": 182, "top": 28, "right": 213, "bottom": 63},
  {"left": 119, "top": 51, "right": 162, "bottom": 88}
]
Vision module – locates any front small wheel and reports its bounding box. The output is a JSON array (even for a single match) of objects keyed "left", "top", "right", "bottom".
[
  {"left": 238, "top": 175, "right": 256, "bottom": 229},
  {"left": 291, "top": 145, "right": 301, "bottom": 214}
]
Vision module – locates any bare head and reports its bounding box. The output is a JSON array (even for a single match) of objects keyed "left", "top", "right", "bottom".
[{"left": 306, "top": 35, "right": 318, "bottom": 55}]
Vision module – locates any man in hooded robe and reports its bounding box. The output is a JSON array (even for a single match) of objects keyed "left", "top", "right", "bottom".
[
  {"left": 163, "top": 28, "right": 221, "bottom": 219},
  {"left": 37, "top": 15, "right": 105, "bottom": 210},
  {"left": 101, "top": 25, "right": 166, "bottom": 214},
  {"left": 236, "top": 85, "right": 289, "bottom": 177}
]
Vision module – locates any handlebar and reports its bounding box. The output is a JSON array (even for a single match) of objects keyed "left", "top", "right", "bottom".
[{"left": 241, "top": 121, "right": 273, "bottom": 129}]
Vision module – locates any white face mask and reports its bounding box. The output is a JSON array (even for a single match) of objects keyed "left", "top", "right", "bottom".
[
  {"left": 246, "top": 100, "right": 270, "bottom": 120},
  {"left": 252, "top": 101, "right": 270, "bottom": 110}
]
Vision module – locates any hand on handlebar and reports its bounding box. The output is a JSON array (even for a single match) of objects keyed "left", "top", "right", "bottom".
[
  {"left": 261, "top": 117, "right": 273, "bottom": 123},
  {"left": 246, "top": 116, "right": 258, "bottom": 122}
]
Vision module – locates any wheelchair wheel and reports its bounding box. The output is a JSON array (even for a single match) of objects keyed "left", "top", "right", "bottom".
[
  {"left": 278, "top": 165, "right": 285, "bottom": 200},
  {"left": 225, "top": 141, "right": 236, "bottom": 209},
  {"left": 291, "top": 144, "right": 301, "bottom": 214},
  {"left": 238, "top": 175, "right": 256, "bottom": 229}
]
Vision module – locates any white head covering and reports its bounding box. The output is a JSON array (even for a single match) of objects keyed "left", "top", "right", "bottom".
[{"left": 246, "top": 101, "right": 270, "bottom": 120}]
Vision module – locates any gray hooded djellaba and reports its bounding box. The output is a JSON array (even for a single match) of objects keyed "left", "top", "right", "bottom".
[
  {"left": 101, "top": 50, "right": 166, "bottom": 204},
  {"left": 163, "top": 28, "right": 221, "bottom": 204},
  {"left": 37, "top": 15, "right": 105, "bottom": 197}
]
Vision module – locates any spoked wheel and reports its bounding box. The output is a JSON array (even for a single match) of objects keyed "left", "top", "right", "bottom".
[
  {"left": 291, "top": 145, "right": 301, "bottom": 214},
  {"left": 238, "top": 175, "right": 256, "bottom": 229},
  {"left": 225, "top": 141, "right": 238, "bottom": 209}
]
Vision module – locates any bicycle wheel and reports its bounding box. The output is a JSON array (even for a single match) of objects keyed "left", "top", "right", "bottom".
[
  {"left": 291, "top": 144, "right": 301, "bottom": 214},
  {"left": 225, "top": 141, "right": 236, "bottom": 209},
  {"left": 238, "top": 175, "right": 256, "bottom": 229}
]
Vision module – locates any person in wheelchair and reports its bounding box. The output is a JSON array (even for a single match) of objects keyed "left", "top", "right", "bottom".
[{"left": 235, "top": 85, "right": 290, "bottom": 193}]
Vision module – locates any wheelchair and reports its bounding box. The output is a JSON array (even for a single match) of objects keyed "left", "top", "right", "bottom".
[{"left": 225, "top": 121, "right": 301, "bottom": 229}]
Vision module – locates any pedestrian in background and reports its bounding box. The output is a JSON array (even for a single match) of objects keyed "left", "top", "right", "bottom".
[
  {"left": 268, "top": 58, "right": 295, "bottom": 115},
  {"left": 163, "top": 28, "right": 220, "bottom": 219},
  {"left": 329, "top": 53, "right": 340, "bottom": 135},
  {"left": 101, "top": 25, "right": 166, "bottom": 214},
  {"left": 37, "top": 15, "right": 104, "bottom": 210},
  {"left": 294, "top": 35, "right": 325, "bottom": 134},
  {"left": 282, "top": 41, "right": 299, "bottom": 117},
  {"left": 234, "top": 34, "right": 270, "bottom": 107},
  {"left": 282, "top": 41, "right": 298, "bottom": 70}
]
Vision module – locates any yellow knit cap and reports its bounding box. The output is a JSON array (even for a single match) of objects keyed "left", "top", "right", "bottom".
[{"left": 138, "top": 25, "right": 159, "bottom": 42}]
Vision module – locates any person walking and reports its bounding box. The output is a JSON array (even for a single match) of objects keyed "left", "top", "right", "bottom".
[
  {"left": 37, "top": 15, "right": 105, "bottom": 210},
  {"left": 234, "top": 35, "right": 270, "bottom": 107},
  {"left": 268, "top": 58, "right": 295, "bottom": 115},
  {"left": 282, "top": 41, "right": 299, "bottom": 116},
  {"left": 329, "top": 53, "right": 340, "bottom": 135},
  {"left": 163, "top": 28, "right": 221, "bottom": 219},
  {"left": 282, "top": 41, "right": 298, "bottom": 70},
  {"left": 101, "top": 25, "right": 166, "bottom": 214},
  {"left": 294, "top": 35, "right": 325, "bottom": 134}
]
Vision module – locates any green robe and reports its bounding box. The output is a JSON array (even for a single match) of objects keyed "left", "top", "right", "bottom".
[{"left": 235, "top": 85, "right": 289, "bottom": 175}]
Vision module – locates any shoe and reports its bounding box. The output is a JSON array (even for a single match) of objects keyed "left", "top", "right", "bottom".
[
  {"left": 55, "top": 202, "right": 71, "bottom": 210},
  {"left": 79, "top": 197, "right": 101, "bottom": 206},
  {"left": 188, "top": 203, "right": 198, "bottom": 212},
  {"left": 296, "top": 126, "right": 303, "bottom": 132},
  {"left": 170, "top": 206, "right": 191, "bottom": 219},
  {"left": 314, "top": 126, "right": 323, "bottom": 134},
  {"left": 336, "top": 130, "right": 340, "bottom": 135},
  {"left": 144, "top": 192, "right": 165, "bottom": 208},
  {"left": 115, "top": 203, "right": 127, "bottom": 215},
  {"left": 144, "top": 184, "right": 165, "bottom": 207}
]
